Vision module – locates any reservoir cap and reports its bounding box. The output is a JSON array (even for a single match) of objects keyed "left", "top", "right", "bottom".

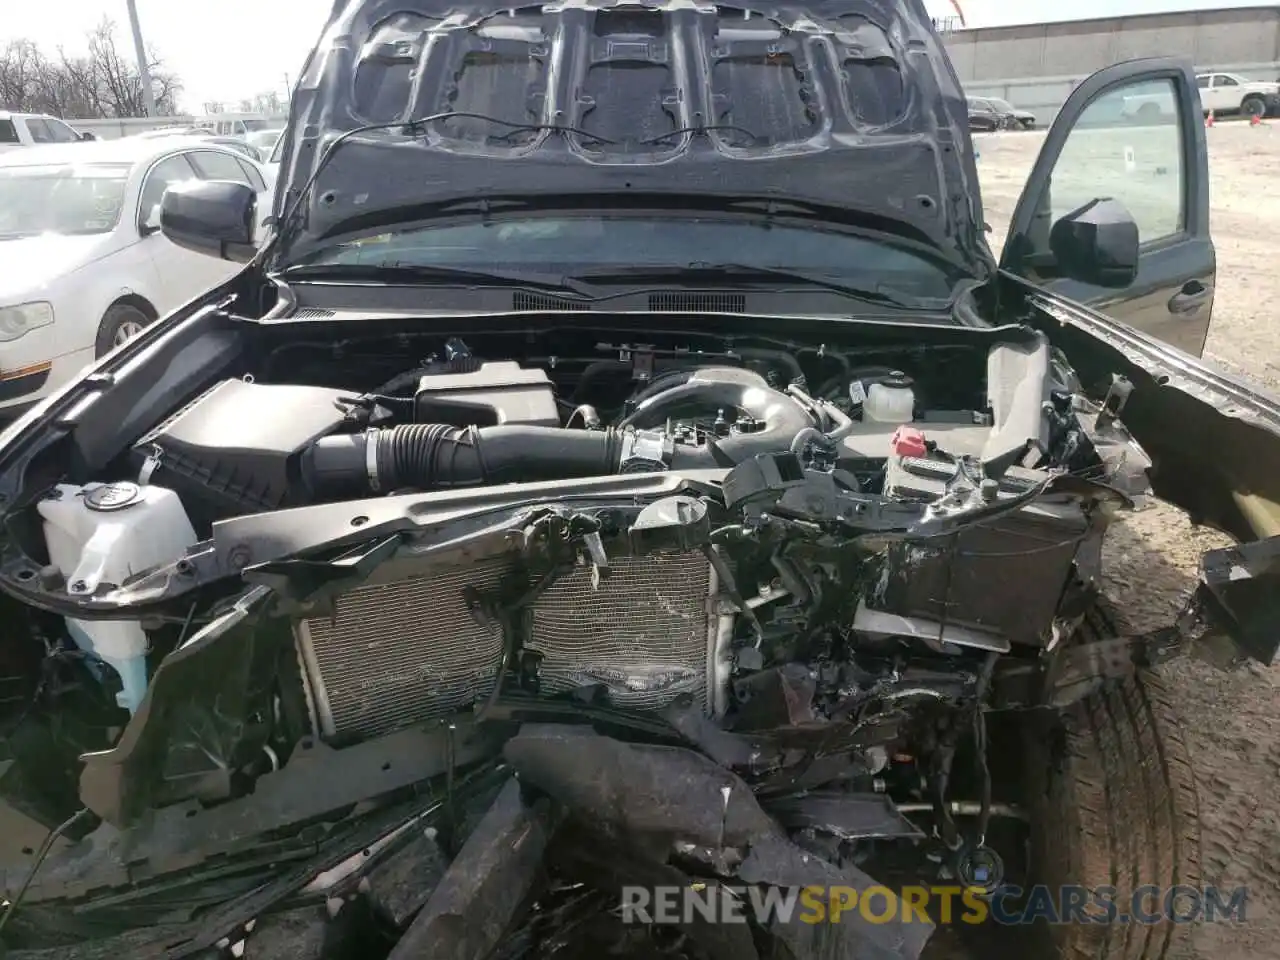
[{"left": 84, "top": 481, "right": 143, "bottom": 512}]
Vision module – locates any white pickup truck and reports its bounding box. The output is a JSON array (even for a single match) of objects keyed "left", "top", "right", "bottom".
[
  {"left": 1121, "top": 72, "right": 1280, "bottom": 122},
  {"left": 0, "top": 111, "right": 95, "bottom": 153},
  {"left": 1195, "top": 72, "right": 1280, "bottom": 118}
]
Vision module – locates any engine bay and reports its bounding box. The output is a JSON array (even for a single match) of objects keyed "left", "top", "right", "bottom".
[{"left": 0, "top": 316, "right": 1163, "bottom": 956}]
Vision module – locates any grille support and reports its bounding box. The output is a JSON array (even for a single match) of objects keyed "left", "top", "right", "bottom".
[{"left": 295, "top": 551, "right": 720, "bottom": 741}]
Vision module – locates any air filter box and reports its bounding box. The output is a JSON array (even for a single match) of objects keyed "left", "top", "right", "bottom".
[
  {"left": 414, "top": 361, "right": 558, "bottom": 427},
  {"left": 132, "top": 379, "right": 352, "bottom": 518}
]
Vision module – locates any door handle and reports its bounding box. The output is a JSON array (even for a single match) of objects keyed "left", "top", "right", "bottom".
[{"left": 1168, "top": 281, "right": 1212, "bottom": 315}]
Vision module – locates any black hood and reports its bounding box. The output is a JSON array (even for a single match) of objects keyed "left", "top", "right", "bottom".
[{"left": 272, "top": 0, "right": 992, "bottom": 275}]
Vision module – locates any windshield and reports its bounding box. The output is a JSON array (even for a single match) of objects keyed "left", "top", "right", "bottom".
[
  {"left": 294, "top": 216, "right": 958, "bottom": 300},
  {"left": 0, "top": 162, "right": 130, "bottom": 239},
  {"left": 988, "top": 99, "right": 1015, "bottom": 111}
]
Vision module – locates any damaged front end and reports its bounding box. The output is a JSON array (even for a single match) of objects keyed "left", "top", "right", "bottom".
[{"left": 0, "top": 304, "right": 1246, "bottom": 959}]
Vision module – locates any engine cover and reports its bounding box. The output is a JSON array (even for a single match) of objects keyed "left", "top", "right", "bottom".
[{"left": 294, "top": 550, "right": 719, "bottom": 741}]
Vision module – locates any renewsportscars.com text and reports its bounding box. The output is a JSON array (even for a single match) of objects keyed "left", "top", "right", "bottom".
[{"left": 620, "top": 884, "right": 1248, "bottom": 926}]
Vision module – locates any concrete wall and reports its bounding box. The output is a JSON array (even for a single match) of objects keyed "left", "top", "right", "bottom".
[
  {"left": 942, "top": 5, "right": 1280, "bottom": 122},
  {"left": 66, "top": 114, "right": 289, "bottom": 140},
  {"left": 67, "top": 116, "right": 198, "bottom": 139}
]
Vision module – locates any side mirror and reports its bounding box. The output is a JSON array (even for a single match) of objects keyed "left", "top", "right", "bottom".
[
  {"left": 1049, "top": 197, "right": 1140, "bottom": 288},
  {"left": 79, "top": 131, "right": 97, "bottom": 141},
  {"left": 159, "top": 180, "right": 258, "bottom": 263}
]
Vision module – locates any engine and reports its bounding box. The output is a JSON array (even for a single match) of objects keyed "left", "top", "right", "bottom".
[{"left": 24, "top": 329, "right": 1136, "bottom": 752}]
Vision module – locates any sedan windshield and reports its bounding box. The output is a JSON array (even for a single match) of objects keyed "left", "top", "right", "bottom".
[
  {"left": 0, "top": 162, "right": 130, "bottom": 239},
  {"left": 294, "top": 216, "right": 959, "bottom": 300},
  {"left": 988, "top": 99, "right": 1016, "bottom": 112}
]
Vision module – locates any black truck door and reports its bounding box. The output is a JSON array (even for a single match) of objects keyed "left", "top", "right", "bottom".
[{"left": 1000, "top": 58, "right": 1215, "bottom": 357}]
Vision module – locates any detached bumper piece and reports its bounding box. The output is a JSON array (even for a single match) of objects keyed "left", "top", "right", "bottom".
[
  {"left": 499, "top": 725, "right": 934, "bottom": 960},
  {"left": 387, "top": 779, "right": 559, "bottom": 960},
  {"left": 1195, "top": 534, "right": 1280, "bottom": 666},
  {"left": 2, "top": 731, "right": 935, "bottom": 960}
]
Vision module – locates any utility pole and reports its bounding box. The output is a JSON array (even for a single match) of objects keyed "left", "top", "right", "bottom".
[{"left": 125, "top": 0, "right": 158, "bottom": 116}]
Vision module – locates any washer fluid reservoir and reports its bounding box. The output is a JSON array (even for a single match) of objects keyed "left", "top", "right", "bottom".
[
  {"left": 863, "top": 371, "right": 916, "bottom": 424},
  {"left": 37, "top": 481, "right": 198, "bottom": 714}
]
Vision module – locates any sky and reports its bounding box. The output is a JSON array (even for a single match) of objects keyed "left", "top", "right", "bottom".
[{"left": 0, "top": 0, "right": 1264, "bottom": 113}]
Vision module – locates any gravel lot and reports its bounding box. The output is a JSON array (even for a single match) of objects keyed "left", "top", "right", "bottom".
[{"left": 977, "top": 121, "right": 1280, "bottom": 960}]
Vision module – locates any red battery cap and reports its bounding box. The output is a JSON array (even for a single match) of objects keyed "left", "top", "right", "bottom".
[{"left": 890, "top": 425, "right": 927, "bottom": 457}]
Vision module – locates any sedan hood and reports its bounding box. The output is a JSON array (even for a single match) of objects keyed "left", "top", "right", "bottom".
[
  {"left": 273, "top": 0, "right": 990, "bottom": 274},
  {"left": 0, "top": 232, "right": 115, "bottom": 301}
]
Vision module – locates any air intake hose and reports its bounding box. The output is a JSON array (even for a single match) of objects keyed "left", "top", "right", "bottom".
[
  {"left": 300, "top": 367, "right": 820, "bottom": 497},
  {"left": 303, "top": 423, "right": 626, "bottom": 497}
]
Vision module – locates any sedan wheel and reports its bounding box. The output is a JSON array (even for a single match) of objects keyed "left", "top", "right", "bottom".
[
  {"left": 95, "top": 303, "right": 153, "bottom": 358},
  {"left": 113, "top": 319, "right": 145, "bottom": 346}
]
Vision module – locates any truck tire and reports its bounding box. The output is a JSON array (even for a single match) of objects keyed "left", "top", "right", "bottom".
[
  {"left": 1025, "top": 613, "right": 1201, "bottom": 960},
  {"left": 1242, "top": 95, "right": 1266, "bottom": 119}
]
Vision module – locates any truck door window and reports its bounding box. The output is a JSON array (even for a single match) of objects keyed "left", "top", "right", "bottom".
[
  {"left": 0, "top": 119, "right": 18, "bottom": 143},
  {"left": 25, "top": 119, "right": 53, "bottom": 143},
  {"left": 1054, "top": 78, "right": 1183, "bottom": 244},
  {"left": 44, "top": 119, "right": 80, "bottom": 143}
]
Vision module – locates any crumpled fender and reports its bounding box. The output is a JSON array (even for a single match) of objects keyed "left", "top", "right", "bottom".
[{"left": 1020, "top": 278, "right": 1280, "bottom": 662}]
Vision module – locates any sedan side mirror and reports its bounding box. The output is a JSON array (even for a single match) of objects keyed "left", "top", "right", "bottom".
[
  {"left": 1049, "top": 197, "right": 1140, "bottom": 288},
  {"left": 160, "top": 180, "right": 258, "bottom": 263}
]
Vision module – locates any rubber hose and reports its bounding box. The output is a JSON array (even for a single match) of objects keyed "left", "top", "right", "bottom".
[
  {"left": 790, "top": 427, "right": 827, "bottom": 455},
  {"left": 566, "top": 404, "right": 602, "bottom": 430},
  {"left": 304, "top": 423, "right": 624, "bottom": 496}
]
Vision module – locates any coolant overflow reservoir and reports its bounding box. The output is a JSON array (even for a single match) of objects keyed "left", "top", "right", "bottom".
[
  {"left": 863, "top": 371, "right": 916, "bottom": 424},
  {"left": 37, "top": 481, "right": 198, "bottom": 714}
]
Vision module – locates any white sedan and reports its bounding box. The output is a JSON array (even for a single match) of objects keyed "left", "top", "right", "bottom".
[{"left": 0, "top": 137, "right": 271, "bottom": 416}]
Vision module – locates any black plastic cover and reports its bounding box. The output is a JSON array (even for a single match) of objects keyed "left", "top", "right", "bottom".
[
  {"left": 413, "top": 361, "right": 559, "bottom": 427},
  {"left": 132, "top": 379, "right": 352, "bottom": 516},
  {"left": 870, "top": 497, "right": 1088, "bottom": 646}
]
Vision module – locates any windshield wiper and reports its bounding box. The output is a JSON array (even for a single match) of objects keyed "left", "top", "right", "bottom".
[
  {"left": 279, "top": 262, "right": 600, "bottom": 297},
  {"left": 572, "top": 263, "right": 934, "bottom": 309}
]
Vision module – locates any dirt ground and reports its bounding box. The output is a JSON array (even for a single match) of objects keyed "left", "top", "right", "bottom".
[{"left": 976, "top": 121, "right": 1280, "bottom": 959}]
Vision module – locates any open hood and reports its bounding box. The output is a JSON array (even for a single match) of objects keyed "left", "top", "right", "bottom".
[{"left": 271, "top": 0, "right": 990, "bottom": 274}]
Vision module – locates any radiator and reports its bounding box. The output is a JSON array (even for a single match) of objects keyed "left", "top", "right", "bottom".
[
  {"left": 295, "top": 551, "right": 718, "bottom": 741},
  {"left": 527, "top": 552, "right": 716, "bottom": 709}
]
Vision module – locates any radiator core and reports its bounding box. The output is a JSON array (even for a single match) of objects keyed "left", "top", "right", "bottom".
[
  {"left": 527, "top": 552, "right": 716, "bottom": 709},
  {"left": 295, "top": 551, "right": 718, "bottom": 741}
]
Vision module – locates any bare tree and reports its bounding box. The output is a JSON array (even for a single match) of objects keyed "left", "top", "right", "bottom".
[{"left": 0, "top": 17, "right": 181, "bottom": 118}]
